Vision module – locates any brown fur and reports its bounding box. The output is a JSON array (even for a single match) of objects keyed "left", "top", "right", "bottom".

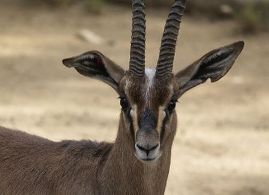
[
  {"left": 0, "top": 110, "right": 177, "bottom": 195},
  {"left": 0, "top": 40, "right": 244, "bottom": 194},
  {"left": 0, "top": 0, "right": 244, "bottom": 193}
]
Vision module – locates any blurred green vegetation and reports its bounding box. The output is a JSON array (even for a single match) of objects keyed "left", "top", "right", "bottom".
[
  {"left": 23, "top": 0, "right": 269, "bottom": 34},
  {"left": 235, "top": 1, "right": 269, "bottom": 34},
  {"left": 84, "top": 0, "right": 106, "bottom": 13}
]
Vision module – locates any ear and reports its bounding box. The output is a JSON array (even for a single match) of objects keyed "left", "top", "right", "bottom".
[
  {"left": 175, "top": 41, "right": 244, "bottom": 97},
  {"left": 63, "top": 51, "right": 125, "bottom": 93}
]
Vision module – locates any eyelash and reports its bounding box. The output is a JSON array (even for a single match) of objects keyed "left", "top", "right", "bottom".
[
  {"left": 119, "top": 97, "right": 129, "bottom": 111},
  {"left": 167, "top": 100, "right": 178, "bottom": 112},
  {"left": 119, "top": 97, "right": 177, "bottom": 114}
]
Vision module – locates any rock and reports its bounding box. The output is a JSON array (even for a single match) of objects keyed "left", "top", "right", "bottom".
[{"left": 77, "top": 29, "right": 104, "bottom": 45}]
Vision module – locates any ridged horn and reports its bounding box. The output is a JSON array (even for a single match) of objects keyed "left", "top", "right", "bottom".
[
  {"left": 156, "top": 0, "right": 187, "bottom": 78},
  {"left": 129, "top": 0, "right": 146, "bottom": 77}
]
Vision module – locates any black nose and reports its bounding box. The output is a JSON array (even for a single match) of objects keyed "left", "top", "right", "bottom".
[{"left": 136, "top": 144, "right": 159, "bottom": 156}]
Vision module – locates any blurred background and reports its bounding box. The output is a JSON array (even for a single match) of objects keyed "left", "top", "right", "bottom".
[{"left": 0, "top": 0, "right": 268, "bottom": 194}]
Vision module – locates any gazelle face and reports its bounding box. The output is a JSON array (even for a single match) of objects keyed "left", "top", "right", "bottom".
[
  {"left": 63, "top": 0, "right": 244, "bottom": 163},
  {"left": 63, "top": 40, "right": 244, "bottom": 163},
  {"left": 119, "top": 69, "right": 178, "bottom": 161}
]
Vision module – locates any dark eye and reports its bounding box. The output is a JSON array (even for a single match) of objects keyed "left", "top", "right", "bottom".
[
  {"left": 167, "top": 101, "right": 177, "bottom": 112},
  {"left": 120, "top": 97, "right": 129, "bottom": 111}
]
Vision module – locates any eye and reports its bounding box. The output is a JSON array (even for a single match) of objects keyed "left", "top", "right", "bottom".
[
  {"left": 167, "top": 101, "right": 177, "bottom": 112},
  {"left": 120, "top": 97, "right": 129, "bottom": 111}
]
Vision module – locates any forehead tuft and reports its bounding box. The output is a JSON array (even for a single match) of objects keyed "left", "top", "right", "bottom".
[
  {"left": 145, "top": 68, "right": 156, "bottom": 84},
  {"left": 122, "top": 68, "right": 174, "bottom": 106}
]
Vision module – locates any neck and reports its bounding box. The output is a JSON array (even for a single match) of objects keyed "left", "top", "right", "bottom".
[{"left": 98, "top": 113, "right": 175, "bottom": 195}]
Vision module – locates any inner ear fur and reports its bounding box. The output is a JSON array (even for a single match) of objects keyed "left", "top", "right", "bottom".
[
  {"left": 175, "top": 41, "right": 244, "bottom": 97},
  {"left": 63, "top": 51, "right": 125, "bottom": 93}
]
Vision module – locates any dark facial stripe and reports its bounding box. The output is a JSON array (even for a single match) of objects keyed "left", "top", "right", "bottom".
[{"left": 138, "top": 108, "right": 157, "bottom": 130}]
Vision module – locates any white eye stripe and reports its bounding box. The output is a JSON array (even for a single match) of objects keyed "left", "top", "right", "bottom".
[
  {"left": 130, "top": 105, "right": 139, "bottom": 133},
  {"left": 157, "top": 107, "right": 166, "bottom": 133}
]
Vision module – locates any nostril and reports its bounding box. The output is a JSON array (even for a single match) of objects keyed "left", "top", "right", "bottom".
[
  {"left": 136, "top": 144, "right": 147, "bottom": 152},
  {"left": 150, "top": 144, "right": 159, "bottom": 151},
  {"left": 136, "top": 144, "right": 159, "bottom": 155}
]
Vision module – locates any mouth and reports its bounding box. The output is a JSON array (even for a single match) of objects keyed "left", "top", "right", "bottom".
[
  {"left": 141, "top": 157, "right": 157, "bottom": 162},
  {"left": 135, "top": 152, "right": 161, "bottom": 163},
  {"left": 134, "top": 144, "right": 161, "bottom": 163}
]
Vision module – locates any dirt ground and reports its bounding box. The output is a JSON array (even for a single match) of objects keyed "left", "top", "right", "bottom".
[{"left": 0, "top": 3, "right": 268, "bottom": 195}]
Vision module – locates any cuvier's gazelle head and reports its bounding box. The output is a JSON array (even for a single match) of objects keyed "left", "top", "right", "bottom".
[{"left": 63, "top": 0, "right": 244, "bottom": 162}]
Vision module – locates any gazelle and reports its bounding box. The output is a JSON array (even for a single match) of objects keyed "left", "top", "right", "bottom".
[{"left": 0, "top": 0, "right": 244, "bottom": 194}]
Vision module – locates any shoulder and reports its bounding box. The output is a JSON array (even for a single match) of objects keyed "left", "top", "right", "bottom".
[
  {"left": 57, "top": 140, "right": 113, "bottom": 159},
  {"left": 0, "top": 126, "right": 52, "bottom": 145}
]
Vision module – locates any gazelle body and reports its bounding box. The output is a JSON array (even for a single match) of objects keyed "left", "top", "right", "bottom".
[{"left": 0, "top": 0, "right": 244, "bottom": 194}]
